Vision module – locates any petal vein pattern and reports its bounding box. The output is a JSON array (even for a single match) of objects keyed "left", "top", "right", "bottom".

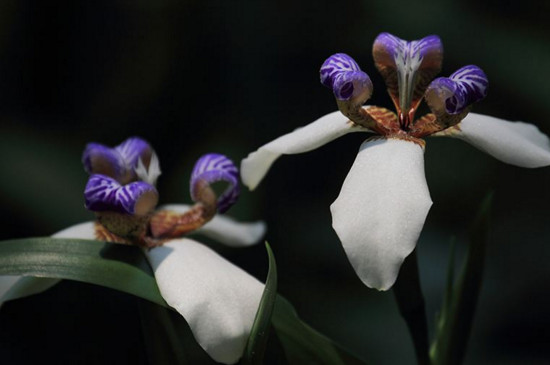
[{"left": 331, "top": 138, "right": 432, "bottom": 290}]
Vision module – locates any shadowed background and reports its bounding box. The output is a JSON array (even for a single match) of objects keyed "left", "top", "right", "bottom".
[{"left": 0, "top": 0, "right": 549, "bottom": 363}]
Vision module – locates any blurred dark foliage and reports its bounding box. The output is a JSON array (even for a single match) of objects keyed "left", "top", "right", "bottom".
[{"left": 0, "top": 0, "right": 549, "bottom": 363}]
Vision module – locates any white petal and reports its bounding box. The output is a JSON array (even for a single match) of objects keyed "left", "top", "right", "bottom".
[
  {"left": 331, "top": 138, "right": 432, "bottom": 291},
  {"left": 443, "top": 113, "right": 550, "bottom": 168},
  {"left": 51, "top": 221, "right": 96, "bottom": 239},
  {"left": 145, "top": 239, "right": 263, "bottom": 364},
  {"left": 159, "top": 204, "right": 266, "bottom": 247},
  {"left": 241, "top": 110, "right": 368, "bottom": 190},
  {"left": 0, "top": 222, "right": 96, "bottom": 306}
]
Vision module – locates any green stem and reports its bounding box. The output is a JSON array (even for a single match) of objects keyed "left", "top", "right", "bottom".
[{"left": 393, "top": 250, "right": 430, "bottom": 365}]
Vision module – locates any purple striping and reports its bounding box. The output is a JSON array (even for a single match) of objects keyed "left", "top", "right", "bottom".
[
  {"left": 373, "top": 33, "right": 405, "bottom": 59},
  {"left": 84, "top": 174, "right": 157, "bottom": 215},
  {"left": 427, "top": 65, "right": 488, "bottom": 114},
  {"left": 412, "top": 35, "right": 442, "bottom": 58},
  {"left": 320, "top": 53, "right": 361, "bottom": 88},
  {"left": 115, "top": 137, "right": 152, "bottom": 169},
  {"left": 190, "top": 153, "right": 240, "bottom": 213},
  {"left": 374, "top": 33, "right": 442, "bottom": 61},
  {"left": 320, "top": 53, "right": 372, "bottom": 101},
  {"left": 82, "top": 137, "right": 154, "bottom": 184},
  {"left": 82, "top": 143, "right": 126, "bottom": 180},
  {"left": 333, "top": 70, "right": 371, "bottom": 100}
]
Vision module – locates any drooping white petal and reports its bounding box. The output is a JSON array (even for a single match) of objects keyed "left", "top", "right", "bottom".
[
  {"left": 52, "top": 221, "right": 97, "bottom": 239},
  {"left": 0, "top": 222, "right": 96, "bottom": 306},
  {"left": 441, "top": 113, "right": 550, "bottom": 168},
  {"left": 159, "top": 204, "right": 266, "bottom": 247},
  {"left": 331, "top": 138, "right": 432, "bottom": 291},
  {"left": 145, "top": 239, "right": 263, "bottom": 364},
  {"left": 241, "top": 110, "right": 369, "bottom": 190}
]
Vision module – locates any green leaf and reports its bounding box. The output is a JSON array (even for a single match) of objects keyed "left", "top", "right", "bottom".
[
  {"left": 436, "top": 236, "right": 457, "bottom": 336},
  {"left": 430, "top": 192, "right": 493, "bottom": 365},
  {"left": 0, "top": 237, "right": 366, "bottom": 364},
  {"left": 243, "top": 242, "right": 278, "bottom": 365},
  {"left": 0, "top": 237, "right": 167, "bottom": 308},
  {"left": 272, "top": 296, "right": 367, "bottom": 365},
  {"left": 138, "top": 300, "right": 218, "bottom": 365}
]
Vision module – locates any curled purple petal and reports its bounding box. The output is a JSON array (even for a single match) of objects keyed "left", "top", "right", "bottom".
[
  {"left": 115, "top": 137, "right": 153, "bottom": 170},
  {"left": 82, "top": 137, "right": 155, "bottom": 185},
  {"left": 190, "top": 153, "right": 240, "bottom": 213},
  {"left": 374, "top": 33, "right": 442, "bottom": 60},
  {"left": 373, "top": 33, "right": 442, "bottom": 115},
  {"left": 320, "top": 53, "right": 373, "bottom": 101},
  {"left": 426, "top": 65, "right": 488, "bottom": 114},
  {"left": 85, "top": 174, "right": 158, "bottom": 215},
  {"left": 373, "top": 32, "right": 404, "bottom": 59},
  {"left": 82, "top": 143, "right": 126, "bottom": 181}
]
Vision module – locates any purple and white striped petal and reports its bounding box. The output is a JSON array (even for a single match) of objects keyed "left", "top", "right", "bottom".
[
  {"left": 82, "top": 137, "right": 155, "bottom": 185},
  {"left": 372, "top": 33, "right": 443, "bottom": 116},
  {"left": 425, "top": 65, "right": 488, "bottom": 115},
  {"left": 115, "top": 137, "right": 153, "bottom": 170},
  {"left": 82, "top": 143, "right": 127, "bottom": 181},
  {"left": 320, "top": 53, "right": 373, "bottom": 102},
  {"left": 84, "top": 174, "right": 158, "bottom": 216},
  {"left": 191, "top": 154, "right": 240, "bottom": 213}
]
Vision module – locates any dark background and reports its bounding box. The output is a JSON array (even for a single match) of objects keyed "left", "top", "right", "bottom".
[{"left": 1, "top": 0, "right": 549, "bottom": 363}]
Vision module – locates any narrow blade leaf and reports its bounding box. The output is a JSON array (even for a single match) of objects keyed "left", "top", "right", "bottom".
[
  {"left": 272, "top": 296, "right": 367, "bottom": 364},
  {"left": 0, "top": 237, "right": 367, "bottom": 364},
  {"left": 431, "top": 193, "right": 493, "bottom": 365},
  {"left": 243, "top": 242, "right": 278, "bottom": 364},
  {"left": 0, "top": 237, "right": 167, "bottom": 308}
]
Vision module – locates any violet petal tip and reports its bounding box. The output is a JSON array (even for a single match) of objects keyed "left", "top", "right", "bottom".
[
  {"left": 320, "top": 53, "right": 372, "bottom": 101},
  {"left": 426, "top": 65, "right": 488, "bottom": 114},
  {"left": 190, "top": 153, "right": 240, "bottom": 213},
  {"left": 115, "top": 137, "right": 153, "bottom": 170}
]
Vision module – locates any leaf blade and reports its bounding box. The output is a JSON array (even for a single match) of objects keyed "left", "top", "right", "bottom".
[
  {"left": 243, "top": 242, "right": 278, "bottom": 364},
  {"left": 431, "top": 192, "right": 493, "bottom": 365},
  {"left": 0, "top": 237, "right": 167, "bottom": 308},
  {"left": 272, "top": 296, "right": 367, "bottom": 365}
]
